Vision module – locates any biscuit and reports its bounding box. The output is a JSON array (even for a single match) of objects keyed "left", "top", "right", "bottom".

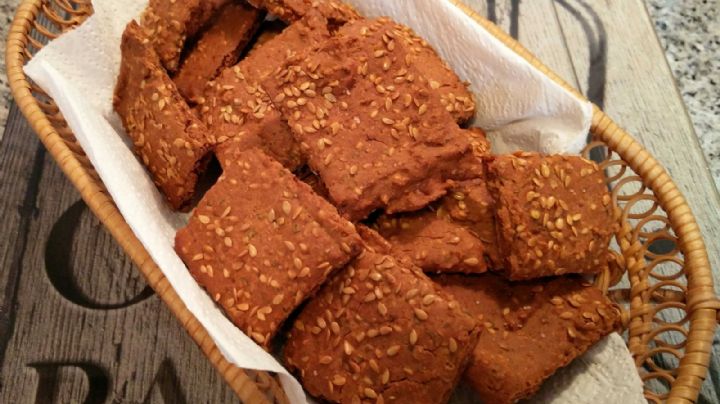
[
  {"left": 284, "top": 227, "right": 481, "bottom": 403},
  {"left": 114, "top": 21, "right": 213, "bottom": 210},
  {"left": 175, "top": 149, "right": 362, "bottom": 349},
  {"left": 175, "top": 2, "right": 264, "bottom": 103},
  {"left": 375, "top": 127, "right": 496, "bottom": 272},
  {"left": 376, "top": 211, "right": 488, "bottom": 274},
  {"left": 436, "top": 273, "right": 620, "bottom": 404},
  {"left": 200, "top": 12, "right": 333, "bottom": 171},
  {"left": 247, "top": 0, "right": 359, "bottom": 24},
  {"left": 141, "top": 0, "right": 229, "bottom": 72},
  {"left": 263, "top": 18, "right": 472, "bottom": 220},
  {"left": 439, "top": 179, "right": 500, "bottom": 269},
  {"left": 335, "top": 14, "right": 474, "bottom": 123},
  {"left": 487, "top": 153, "right": 616, "bottom": 279},
  {"left": 207, "top": 64, "right": 305, "bottom": 170}
]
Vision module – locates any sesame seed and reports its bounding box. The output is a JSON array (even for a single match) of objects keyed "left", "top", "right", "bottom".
[
  {"left": 387, "top": 345, "right": 401, "bottom": 357},
  {"left": 449, "top": 338, "right": 458, "bottom": 353},
  {"left": 248, "top": 244, "right": 257, "bottom": 257},
  {"left": 282, "top": 200, "right": 292, "bottom": 215},
  {"left": 381, "top": 369, "right": 390, "bottom": 385},
  {"left": 422, "top": 294, "right": 436, "bottom": 305},
  {"left": 332, "top": 375, "right": 346, "bottom": 386},
  {"left": 414, "top": 308, "right": 428, "bottom": 321},
  {"left": 343, "top": 340, "right": 354, "bottom": 355},
  {"left": 409, "top": 329, "right": 418, "bottom": 345},
  {"left": 541, "top": 164, "right": 551, "bottom": 178}
]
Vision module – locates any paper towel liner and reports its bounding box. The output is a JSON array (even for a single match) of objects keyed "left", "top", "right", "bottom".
[{"left": 24, "top": 0, "right": 644, "bottom": 402}]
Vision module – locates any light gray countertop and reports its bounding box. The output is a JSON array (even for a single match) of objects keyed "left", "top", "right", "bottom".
[
  {"left": 647, "top": 0, "right": 719, "bottom": 191},
  {"left": 0, "top": 0, "right": 17, "bottom": 135},
  {"left": 0, "top": 0, "right": 717, "bottom": 184}
]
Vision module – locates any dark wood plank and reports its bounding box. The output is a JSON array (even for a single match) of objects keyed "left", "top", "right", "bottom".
[
  {"left": 0, "top": 104, "right": 45, "bottom": 365},
  {"left": 0, "top": 104, "right": 239, "bottom": 403}
]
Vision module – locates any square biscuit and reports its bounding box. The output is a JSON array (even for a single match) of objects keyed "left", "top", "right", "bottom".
[
  {"left": 205, "top": 64, "right": 305, "bottom": 171},
  {"left": 175, "top": 149, "right": 362, "bottom": 348},
  {"left": 174, "top": 2, "right": 264, "bottom": 103},
  {"left": 439, "top": 127, "right": 499, "bottom": 268},
  {"left": 436, "top": 273, "right": 620, "bottom": 404},
  {"left": 487, "top": 153, "right": 616, "bottom": 280},
  {"left": 337, "top": 18, "right": 475, "bottom": 124},
  {"left": 200, "top": 13, "right": 333, "bottom": 171},
  {"left": 141, "top": 0, "right": 229, "bottom": 72},
  {"left": 114, "top": 21, "right": 213, "bottom": 210},
  {"left": 375, "top": 211, "right": 488, "bottom": 274},
  {"left": 284, "top": 227, "right": 480, "bottom": 404},
  {"left": 262, "top": 18, "right": 472, "bottom": 220}
]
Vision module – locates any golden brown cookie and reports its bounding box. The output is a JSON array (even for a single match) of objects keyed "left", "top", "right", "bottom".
[
  {"left": 284, "top": 227, "right": 481, "bottom": 404},
  {"left": 375, "top": 211, "right": 488, "bottom": 274},
  {"left": 436, "top": 273, "right": 620, "bottom": 404},
  {"left": 487, "top": 153, "right": 616, "bottom": 280},
  {"left": 174, "top": 2, "right": 264, "bottom": 103},
  {"left": 262, "top": 18, "right": 472, "bottom": 221},
  {"left": 200, "top": 12, "right": 333, "bottom": 171},
  {"left": 114, "top": 21, "right": 213, "bottom": 210},
  {"left": 140, "top": 0, "right": 229, "bottom": 72},
  {"left": 175, "top": 149, "right": 362, "bottom": 349}
]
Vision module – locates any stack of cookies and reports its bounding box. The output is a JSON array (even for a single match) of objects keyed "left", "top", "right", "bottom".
[{"left": 113, "top": 1, "right": 622, "bottom": 403}]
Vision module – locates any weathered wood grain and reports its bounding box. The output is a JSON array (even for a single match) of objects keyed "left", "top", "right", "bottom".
[
  {"left": 0, "top": 104, "right": 239, "bottom": 403},
  {"left": 0, "top": 104, "right": 45, "bottom": 372}
]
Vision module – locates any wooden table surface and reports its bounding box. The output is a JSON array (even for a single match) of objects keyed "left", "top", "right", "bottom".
[{"left": 1, "top": 1, "right": 718, "bottom": 403}]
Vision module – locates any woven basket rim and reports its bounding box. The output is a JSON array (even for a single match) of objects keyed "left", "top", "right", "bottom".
[{"left": 6, "top": 0, "right": 719, "bottom": 402}]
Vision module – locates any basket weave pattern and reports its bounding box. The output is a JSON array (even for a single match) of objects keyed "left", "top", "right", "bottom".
[{"left": 6, "top": 1, "right": 719, "bottom": 403}]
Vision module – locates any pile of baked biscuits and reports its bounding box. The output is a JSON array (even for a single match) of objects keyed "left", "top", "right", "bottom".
[{"left": 113, "top": 1, "right": 622, "bottom": 403}]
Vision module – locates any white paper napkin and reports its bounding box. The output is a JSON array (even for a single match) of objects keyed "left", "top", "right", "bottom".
[{"left": 24, "top": 0, "right": 644, "bottom": 402}]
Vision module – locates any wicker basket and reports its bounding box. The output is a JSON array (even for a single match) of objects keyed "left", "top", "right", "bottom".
[{"left": 6, "top": 0, "right": 719, "bottom": 402}]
